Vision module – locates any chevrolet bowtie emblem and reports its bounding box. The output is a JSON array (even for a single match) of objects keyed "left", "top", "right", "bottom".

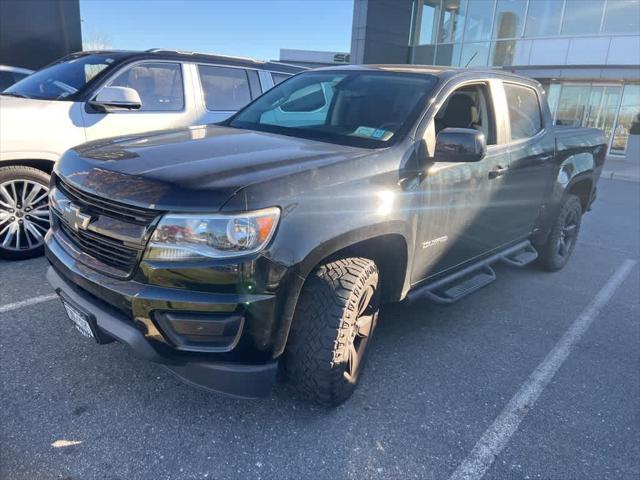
[{"left": 62, "top": 204, "right": 93, "bottom": 232}]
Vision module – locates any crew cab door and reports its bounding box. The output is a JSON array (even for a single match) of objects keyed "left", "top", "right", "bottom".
[
  {"left": 490, "top": 81, "right": 556, "bottom": 240},
  {"left": 411, "top": 80, "right": 512, "bottom": 283},
  {"left": 81, "top": 61, "right": 199, "bottom": 141}
]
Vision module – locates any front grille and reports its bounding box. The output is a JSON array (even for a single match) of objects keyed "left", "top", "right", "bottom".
[
  {"left": 53, "top": 175, "right": 160, "bottom": 277},
  {"left": 56, "top": 177, "right": 159, "bottom": 226},
  {"left": 58, "top": 221, "right": 142, "bottom": 273}
]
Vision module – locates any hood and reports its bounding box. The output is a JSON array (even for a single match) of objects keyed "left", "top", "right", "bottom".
[
  {"left": 56, "top": 124, "right": 370, "bottom": 211},
  {"left": 0, "top": 95, "right": 73, "bottom": 121},
  {"left": 0, "top": 96, "right": 79, "bottom": 159}
]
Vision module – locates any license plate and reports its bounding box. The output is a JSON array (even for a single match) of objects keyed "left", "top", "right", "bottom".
[{"left": 61, "top": 299, "right": 94, "bottom": 339}]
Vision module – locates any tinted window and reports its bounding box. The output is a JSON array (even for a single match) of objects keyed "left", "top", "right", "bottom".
[
  {"left": 438, "top": 0, "right": 468, "bottom": 43},
  {"left": 561, "top": 0, "right": 605, "bottom": 35},
  {"left": 110, "top": 63, "right": 184, "bottom": 112},
  {"left": 603, "top": 0, "right": 640, "bottom": 33},
  {"left": 271, "top": 72, "right": 290, "bottom": 85},
  {"left": 3, "top": 54, "right": 116, "bottom": 100},
  {"left": 504, "top": 83, "right": 542, "bottom": 140},
  {"left": 230, "top": 71, "right": 437, "bottom": 148},
  {"left": 493, "top": 0, "right": 526, "bottom": 39},
  {"left": 464, "top": 0, "right": 496, "bottom": 41},
  {"left": 525, "top": 0, "right": 562, "bottom": 37},
  {"left": 198, "top": 65, "right": 251, "bottom": 111}
]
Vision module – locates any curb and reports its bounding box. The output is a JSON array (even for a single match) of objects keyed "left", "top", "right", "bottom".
[{"left": 601, "top": 170, "right": 640, "bottom": 183}]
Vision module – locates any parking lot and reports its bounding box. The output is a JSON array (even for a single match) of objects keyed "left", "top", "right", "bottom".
[{"left": 0, "top": 177, "right": 638, "bottom": 480}]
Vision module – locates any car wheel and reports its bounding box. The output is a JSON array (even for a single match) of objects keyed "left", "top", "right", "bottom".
[
  {"left": 285, "top": 257, "right": 380, "bottom": 407},
  {"left": 536, "top": 194, "right": 582, "bottom": 272},
  {"left": 0, "top": 166, "right": 51, "bottom": 260}
]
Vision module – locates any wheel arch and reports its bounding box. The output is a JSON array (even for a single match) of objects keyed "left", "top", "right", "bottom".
[
  {"left": 566, "top": 176, "right": 594, "bottom": 212},
  {"left": 271, "top": 224, "right": 412, "bottom": 357},
  {"left": 0, "top": 159, "right": 55, "bottom": 174}
]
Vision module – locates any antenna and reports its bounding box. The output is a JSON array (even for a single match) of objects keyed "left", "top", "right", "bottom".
[{"left": 465, "top": 51, "right": 478, "bottom": 68}]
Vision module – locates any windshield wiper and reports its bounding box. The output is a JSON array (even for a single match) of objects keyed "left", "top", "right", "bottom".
[{"left": 1, "top": 92, "right": 30, "bottom": 99}]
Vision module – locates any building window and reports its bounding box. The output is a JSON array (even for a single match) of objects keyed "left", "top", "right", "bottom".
[
  {"left": 438, "top": 0, "right": 468, "bottom": 43},
  {"left": 493, "top": 0, "right": 527, "bottom": 39},
  {"left": 504, "top": 83, "right": 542, "bottom": 140},
  {"left": 435, "top": 43, "right": 462, "bottom": 65},
  {"left": 418, "top": 0, "right": 440, "bottom": 45},
  {"left": 460, "top": 41, "right": 491, "bottom": 66},
  {"left": 464, "top": 0, "right": 496, "bottom": 42},
  {"left": 524, "top": 0, "right": 563, "bottom": 37},
  {"left": 602, "top": 0, "right": 640, "bottom": 34},
  {"left": 612, "top": 84, "right": 640, "bottom": 154},
  {"left": 491, "top": 39, "right": 530, "bottom": 66},
  {"left": 561, "top": 0, "right": 605, "bottom": 35}
]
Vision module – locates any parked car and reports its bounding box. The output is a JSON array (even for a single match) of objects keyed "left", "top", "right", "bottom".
[
  {"left": 0, "top": 65, "right": 34, "bottom": 91},
  {"left": 45, "top": 66, "right": 606, "bottom": 406},
  {"left": 0, "top": 49, "right": 303, "bottom": 259}
]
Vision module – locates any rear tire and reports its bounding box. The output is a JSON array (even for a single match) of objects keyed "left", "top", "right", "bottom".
[
  {"left": 0, "top": 166, "right": 51, "bottom": 260},
  {"left": 284, "top": 257, "right": 380, "bottom": 407},
  {"left": 536, "top": 194, "right": 582, "bottom": 272}
]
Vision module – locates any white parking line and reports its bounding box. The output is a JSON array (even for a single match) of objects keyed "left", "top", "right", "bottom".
[
  {"left": 449, "top": 258, "right": 638, "bottom": 480},
  {"left": 0, "top": 294, "right": 58, "bottom": 314}
]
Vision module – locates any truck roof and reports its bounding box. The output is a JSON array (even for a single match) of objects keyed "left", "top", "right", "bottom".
[{"left": 311, "top": 64, "right": 539, "bottom": 85}]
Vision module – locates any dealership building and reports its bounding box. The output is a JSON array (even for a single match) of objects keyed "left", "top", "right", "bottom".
[{"left": 351, "top": 0, "right": 640, "bottom": 160}]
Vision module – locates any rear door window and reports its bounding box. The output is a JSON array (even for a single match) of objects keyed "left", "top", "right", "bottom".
[
  {"left": 504, "top": 83, "right": 543, "bottom": 141},
  {"left": 271, "top": 72, "right": 290, "bottom": 85},
  {"left": 109, "top": 62, "right": 184, "bottom": 112},
  {"left": 197, "top": 65, "right": 252, "bottom": 111}
]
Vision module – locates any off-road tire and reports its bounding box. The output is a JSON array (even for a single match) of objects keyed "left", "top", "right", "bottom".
[
  {"left": 285, "top": 257, "right": 380, "bottom": 407},
  {"left": 0, "top": 166, "right": 51, "bottom": 260},
  {"left": 536, "top": 194, "right": 583, "bottom": 271}
]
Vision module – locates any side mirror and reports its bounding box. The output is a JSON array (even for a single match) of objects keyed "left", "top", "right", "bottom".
[
  {"left": 434, "top": 128, "right": 486, "bottom": 163},
  {"left": 89, "top": 86, "right": 142, "bottom": 112}
]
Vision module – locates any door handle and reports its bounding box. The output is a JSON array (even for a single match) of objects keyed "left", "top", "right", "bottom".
[{"left": 488, "top": 166, "right": 508, "bottom": 179}]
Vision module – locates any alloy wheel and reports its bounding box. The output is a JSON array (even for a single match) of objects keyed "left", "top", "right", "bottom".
[
  {"left": 557, "top": 209, "right": 578, "bottom": 258},
  {"left": 344, "top": 284, "right": 378, "bottom": 382},
  {"left": 0, "top": 179, "right": 51, "bottom": 252}
]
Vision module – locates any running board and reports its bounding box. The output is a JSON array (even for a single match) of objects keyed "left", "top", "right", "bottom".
[
  {"left": 501, "top": 242, "right": 538, "bottom": 267},
  {"left": 411, "top": 240, "right": 537, "bottom": 305},
  {"left": 421, "top": 265, "right": 496, "bottom": 304}
]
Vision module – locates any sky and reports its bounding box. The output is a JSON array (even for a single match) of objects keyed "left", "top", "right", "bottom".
[{"left": 80, "top": 0, "right": 354, "bottom": 61}]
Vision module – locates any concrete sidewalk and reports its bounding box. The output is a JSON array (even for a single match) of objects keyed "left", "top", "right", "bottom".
[{"left": 602, "top": 156, "right": 640, "bottom": 182}]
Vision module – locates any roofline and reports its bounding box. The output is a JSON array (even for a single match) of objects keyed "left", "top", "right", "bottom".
[{"left": 65, "top": 49, "right": 306, "bottom": 73}]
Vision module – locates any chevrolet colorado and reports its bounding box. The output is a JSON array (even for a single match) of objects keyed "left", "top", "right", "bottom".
[{"left": 43, "top": 66, "right": 606, "bottom": 406}]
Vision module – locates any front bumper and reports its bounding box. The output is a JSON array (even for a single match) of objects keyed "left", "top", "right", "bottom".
[{"left": 45, "top": 231, "right": 288, "bottom": 398}]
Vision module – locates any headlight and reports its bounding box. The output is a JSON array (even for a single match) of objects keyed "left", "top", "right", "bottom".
[{"left": 145, "top": 207, "right": 280, "bottom": 260}]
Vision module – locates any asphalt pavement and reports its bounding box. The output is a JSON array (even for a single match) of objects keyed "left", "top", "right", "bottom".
[{"left": 1, "top": 178, "right": 638, "bottom": 480}]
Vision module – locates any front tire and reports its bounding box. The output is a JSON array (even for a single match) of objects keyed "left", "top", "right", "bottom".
[
  {"left": 0, "top": 166, "right": 51, "bottom": 260},
  {"left": 285, "top": 257, "right": 380, "bottom": 407},
  {"left": 536, "top": 194, "right": 583, "bottom": 271}
]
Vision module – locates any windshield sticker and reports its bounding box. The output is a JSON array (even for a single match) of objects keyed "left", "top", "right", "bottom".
[
  {"left": 352, "top": 126, "right": 394, "bottom": 141},
  {"left": 353, "top": 126, "right": 376, "bottom": 137}
]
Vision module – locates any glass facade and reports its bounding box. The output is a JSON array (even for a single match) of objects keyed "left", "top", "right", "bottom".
[
  {"left": 410, "top": 0, "right": 640, "bottom": 67},
  {"left": 548, "top": 82, "right": 640, "bottom": 156},
  {"left": 408, "top": 0, "right": 640, "bottom": 157}
]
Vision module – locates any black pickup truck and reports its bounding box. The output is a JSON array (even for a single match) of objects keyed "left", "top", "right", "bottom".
[{"left": 44, "top": 66, "right": 606, "bottom": 406}]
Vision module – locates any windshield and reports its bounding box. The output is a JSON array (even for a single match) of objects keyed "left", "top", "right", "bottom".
[
  {"left": 228, "top": 70, "right": 438, "bottom": 148},
  {"left": 2, "top": 54, "right": 120, "bottom": 100}
]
